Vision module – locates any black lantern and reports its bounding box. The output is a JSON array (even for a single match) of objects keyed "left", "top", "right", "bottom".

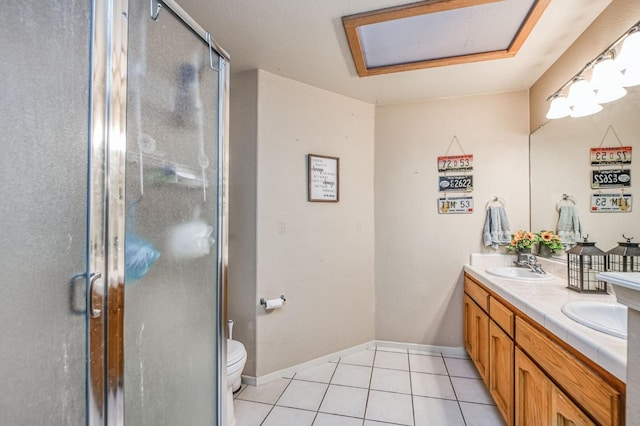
[
  {"left": 607, "top": 235, "right": 640, "bottom": 272},
  {"left": 567, "top": 237, "right": 607, "bottom": 293}
]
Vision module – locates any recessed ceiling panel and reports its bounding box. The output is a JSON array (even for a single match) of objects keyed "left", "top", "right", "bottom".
[{"left": 343, "top": 0, "right": 551, "bottom": 77}]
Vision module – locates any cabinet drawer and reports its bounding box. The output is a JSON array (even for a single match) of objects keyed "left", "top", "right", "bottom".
[
  {"left": 515, "top": 317, "right": 623, "bottom": 426},
  {"left": 464, "top": 276, "right": 489, "bottom": 311},
  {"left": 490, "top": 296, "right": 514, "bottom": 338}
]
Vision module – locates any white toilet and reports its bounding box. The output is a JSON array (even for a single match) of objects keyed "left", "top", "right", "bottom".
[{"left": 226, "top": 321, "right": 247, "bottom": 426}]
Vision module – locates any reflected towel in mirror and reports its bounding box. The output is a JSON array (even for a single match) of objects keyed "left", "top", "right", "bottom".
[{"left": 556, "top": 205, "right": 582, "bottom": 245}]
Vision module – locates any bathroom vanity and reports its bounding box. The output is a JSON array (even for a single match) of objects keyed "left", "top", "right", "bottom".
[{"left": 463, "top": 259, "right": 626, "bottom": 425}]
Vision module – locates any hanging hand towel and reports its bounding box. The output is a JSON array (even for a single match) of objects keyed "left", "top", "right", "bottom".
[
  {"left": 556, "top": 205, "right": 582, "bottom": 245},
  {"left": 483, "top": 206, "right": 512, "bottom": 248}
]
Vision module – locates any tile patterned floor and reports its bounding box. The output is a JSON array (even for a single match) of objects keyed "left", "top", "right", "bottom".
[{"left": 233, "top": 345, "right": 505, "bottom": 426}]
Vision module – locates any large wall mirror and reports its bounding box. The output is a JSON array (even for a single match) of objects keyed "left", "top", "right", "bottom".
[{"left": 530, "top": 87, "right": 640, "bottom": 256}]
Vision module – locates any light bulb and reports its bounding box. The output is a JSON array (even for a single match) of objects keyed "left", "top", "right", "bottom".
[
  {"left": 616, "top": 31, "right": 640, "bottom": 71},
  {"left": 622, "top": 64, "right": 640, "bottom": 87},
  {"left": 546, "top": 95, "right": 570, "bottom": 119},
  {"left": 591, "top": 57, "right": 627, "bottom": 103}
]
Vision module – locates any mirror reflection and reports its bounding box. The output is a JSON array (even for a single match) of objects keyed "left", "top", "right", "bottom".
[{"left": 530, "top": 87, "right": 640, "bottom": 256}]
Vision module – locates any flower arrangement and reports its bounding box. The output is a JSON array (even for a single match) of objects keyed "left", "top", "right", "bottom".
[
  {"left": 537, "top": 230, "right": 564, "bottom": 253},
  {"left": 508, "top": 230, "right": 538, "bottom": 251}
]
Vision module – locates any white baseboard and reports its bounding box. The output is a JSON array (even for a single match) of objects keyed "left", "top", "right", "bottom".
[{"left": 241, "top": 340, "right": 467, "bottom": 387}]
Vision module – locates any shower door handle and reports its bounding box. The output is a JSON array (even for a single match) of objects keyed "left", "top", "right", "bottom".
[{"left": 88, "top": 272, "right": 103, "bottom": 318}]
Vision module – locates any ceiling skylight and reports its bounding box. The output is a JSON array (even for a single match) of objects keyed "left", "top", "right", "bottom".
[{"left": 343, "top": 0, "right": 550, "bottom": 77}]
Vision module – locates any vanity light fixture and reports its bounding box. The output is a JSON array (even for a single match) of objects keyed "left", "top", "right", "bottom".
[{"left": 545, "top": 19, "right": 640, "bottom": 120}]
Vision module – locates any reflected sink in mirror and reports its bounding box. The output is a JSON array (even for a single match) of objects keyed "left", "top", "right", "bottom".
[
  {"left": 562, "top": 301, "right": 627, "bottom": 339},
  {"left": 486, "top": 267, "right": 555, "bottom": 281}
]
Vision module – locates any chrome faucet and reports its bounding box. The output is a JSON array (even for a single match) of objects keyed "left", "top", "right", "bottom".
[{"left": 514, "top": 254, "right": 546, "bottom": 274}]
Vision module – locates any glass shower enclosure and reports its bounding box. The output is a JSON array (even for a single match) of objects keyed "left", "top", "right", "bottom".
[{"left": 0, "top": 1, "right": 229, "bottom": 424}]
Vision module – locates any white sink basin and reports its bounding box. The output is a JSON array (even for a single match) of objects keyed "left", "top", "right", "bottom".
[
  {"left": 561, "top": 301, "right": 627, "bottom": 339},
  {"left": 486, "top": 267, "right": 554, "bottom": 281}
]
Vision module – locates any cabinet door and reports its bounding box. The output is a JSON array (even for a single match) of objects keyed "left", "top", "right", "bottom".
[
  {"left": 553, "top": 387, "right": 596, "bottom": 426},
  {"left": 490, "top": 321, "right": 514, "bottom": 425},
  {"left": 516, "top": 348, "right": 552, "bottom": 425},
  {"left": 464, "top": 294, "right": 489, "bottom": 385}
]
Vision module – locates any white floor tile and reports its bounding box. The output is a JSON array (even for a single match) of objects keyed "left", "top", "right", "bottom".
[
  {"left": 319, "top": 384, "right": 368, "bottom": 418},
  {"left": 236, "top": 378, "right": 291, "bottom": 404},
  {"left": 370, "top": 368, "right": 411, "bottom": 394},
  {"left": 261, "top": 406, "right": 316, "bottom": 426},
  {"left": 374, "top": 351, "right": 409, "bottom": 371},
  {"left": 409, "top": 354, "right": 448, "bottom": 375},
  {"left": 459, "top": 402, "right": 506, "bottom": 426},
  {"left": 277, "top": 380, "right": 329, "bottom": 411},
  {"left": 365, "top": 390, "right": 414, "bottom": 425},
  {"left": 413, "top": 395, "right": 465, "bottom": 426},
  {"left": 341, "top": 349, "right": 375, "bottom": 367},
  {"left": 232, "top": 400, "right": 272, "bottom": 426},
  {"left": 410, "top": 372, "right": 457, "bottom": 400},
  {"left": 450, "top": 377, "right": 494, "bottom": 404},
  {"left": 444, "top": 357, "right": 480, "bottom": 379},
  {"left": 294, "top": 362, "right": 337, "bottom": 383},
  {"left": 331, "top": 363, "right": 372, "bottom": 388},
  {"left": 313, "top": 412, "right": 363, "bottom": 426}
]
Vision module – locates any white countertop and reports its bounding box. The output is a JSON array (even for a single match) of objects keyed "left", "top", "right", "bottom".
[{"left": 464, "top": 254, "right": 627, "bottom": 383}]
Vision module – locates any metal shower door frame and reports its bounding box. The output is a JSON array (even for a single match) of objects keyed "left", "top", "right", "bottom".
[{"left": 88, "top": 0, "right": 229, "bottom": 424}]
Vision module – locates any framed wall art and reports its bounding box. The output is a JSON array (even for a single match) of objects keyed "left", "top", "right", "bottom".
[{"left": 307, "top": 153, "right": 340, "bottom": 202}]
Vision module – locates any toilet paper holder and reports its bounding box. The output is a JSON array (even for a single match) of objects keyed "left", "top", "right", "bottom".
[{"left": 260, "top": 294, "right": 286, "bottom": 310}]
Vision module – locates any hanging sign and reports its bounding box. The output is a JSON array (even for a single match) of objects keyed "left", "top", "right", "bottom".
[
  {"left": 590, "top": 146, "right": 632, "bottom": 166},
  {"left": 591, "top": 169, "right": 631, "bottom": 189},
  {"left": 437, "top": 154, "right": 473, "bottom": 172},
  {"left": 591, "top": 193, "right": 632, "bottom": 212},
  {"left": 438, "top": 196, "right": 473, "bottom": 214},
  {"left": 438, "top": 175, "right": 473, "bottom": 192}
]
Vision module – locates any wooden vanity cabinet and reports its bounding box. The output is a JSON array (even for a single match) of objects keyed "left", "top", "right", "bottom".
[
  {"left": 516, "top": 347, "right": 594, "bottom": 425},
  {"left": 464, "top": 276, "right": 514, "bottom": 423},
  {"left": 463, "top": 273, "right": 625, "bottom": 426},
  {"left": 463, "top": 293, "right": 489, "bottom": 385}
]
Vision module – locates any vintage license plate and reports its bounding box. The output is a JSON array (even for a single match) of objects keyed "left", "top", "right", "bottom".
[
  {"left": 439, "top": 175, "right": 473, "bottom": 192},
  {"left": 438, "top": 196, "right": 473, "bottom": 214},
  {"left": 590, "top": 146, "right": 632, "bottom": 166},
  {"left": 591, "top": 193, "right": 632, "bottom": 212},
  {"left": 591, "top": 169, "right": 631, "bottom": 189},
  {"left": 437, "top": 154, "right": 473, "bottom": 172}
]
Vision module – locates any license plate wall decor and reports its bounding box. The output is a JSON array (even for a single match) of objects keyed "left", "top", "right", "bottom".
[
  {"left": 590, "top": 146, "right": 632, "bottom": 166},
  {"left": 438, "top": 175, "right": 473, "bottom": 192},
  {"left": 591, "top": 193, "right": 632, "bottom": 212},
  {"left": 591, "top": 169, "right": 631, "bottom": 189},
  {"left": 438, "top": 196, "right": 473, "bottom": 214},
  {"left": 437, "top": 154, "right": 473, "bottom": 172}
]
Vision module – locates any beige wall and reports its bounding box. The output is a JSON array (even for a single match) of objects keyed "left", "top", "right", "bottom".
[
  {"left": 375, "top": 91, "right": 531, "bottom": 345},
  {"left": 229, "top": 70, "right": 376, "bottom": 376},
  {"left": 530, "top": 0, "right": 640, "bottom": 132},
  {"left": 228, "top": 71, "right": 259, "bottom": 375}
]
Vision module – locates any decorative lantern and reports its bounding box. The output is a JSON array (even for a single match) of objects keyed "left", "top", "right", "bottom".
[
  {"left": 567, "top": 237, "right": 607, "bottom": 293},
  {"left": 607, "top": 235, "right": 640, "bottom": 272}
]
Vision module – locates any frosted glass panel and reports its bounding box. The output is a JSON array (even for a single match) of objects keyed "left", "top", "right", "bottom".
[
  {"left": 124, "top": 2, "right": 221, "bottom": 424},
  {"left": 0, "top": 2, "right": 90, "bottom": 425}
]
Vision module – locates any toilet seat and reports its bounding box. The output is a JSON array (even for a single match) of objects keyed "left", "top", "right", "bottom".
[{"left": 227, "top": 339, "right": 246, "bottom": 368}]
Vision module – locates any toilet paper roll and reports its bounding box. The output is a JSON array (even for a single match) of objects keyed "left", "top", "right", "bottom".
[{"left": 265, "top": 298, "right": 284, "bottom": 310}]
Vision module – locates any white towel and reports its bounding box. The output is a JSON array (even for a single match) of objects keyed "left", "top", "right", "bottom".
[
  {"left": 483, "top": 206, "right": 512, "bottom": 248},
  {"left": 556, "top": 205, "right": 582, "bottom": 245}
]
